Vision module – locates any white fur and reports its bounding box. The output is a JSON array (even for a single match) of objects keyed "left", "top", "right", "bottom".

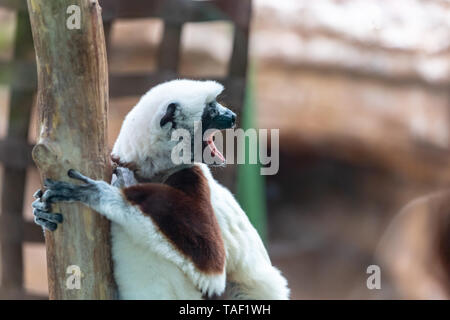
[
  {"left": 199, "top": 164, "right": 290, "bottom": 299},
  {"left": 87, "top": 182, "right": 224, "bottom": 299},
  {"left": 105, "top": 79, "right": 289, "bottom": 299}
]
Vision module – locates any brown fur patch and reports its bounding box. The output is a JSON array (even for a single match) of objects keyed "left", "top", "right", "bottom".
[{"left": 122, "top": 166, "right": 225, "bottom": 274}]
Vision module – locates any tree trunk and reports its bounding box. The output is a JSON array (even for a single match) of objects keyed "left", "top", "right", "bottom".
[{"left": 27, "top": 0, "right": 116, "bottom": 299}]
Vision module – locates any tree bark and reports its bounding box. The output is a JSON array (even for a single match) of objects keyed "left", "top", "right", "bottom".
[{"left": 27, "top": 0, "right": 116, "bottom": 299}]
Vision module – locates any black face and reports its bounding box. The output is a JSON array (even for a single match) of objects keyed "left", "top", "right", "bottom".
[
  {"left": 201, "top": 101, "right": 236, "bottom": 132},
  {"left": 161, "top": 101, "right": 236, "bottom": 165},
  {"left": 198, "top": 101, "right": 236, "bottom": 165}
]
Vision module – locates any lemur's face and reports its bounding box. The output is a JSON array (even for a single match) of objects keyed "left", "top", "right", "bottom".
[
  {"left": 112, "top": 80, "right": 235, "bottom": 173},
  {"left": 159, "top": 98, "right": 236, "bottom": 164}
]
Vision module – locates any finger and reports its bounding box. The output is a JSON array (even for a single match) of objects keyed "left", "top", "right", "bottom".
[
  {"left": 32, "top": 198, "right": 51, "bottom": 211},
  {"left": 33, "top": 189, "right": 43, "bottom": 199},
  {"left": 33, "top": 209, "right": 63, "bottom": 223},
  {"left": 41, "top": 189, "right": 58, "bottom": 203},
  {"left": 68, "top": 169, "right": 93, "bottom": 184},
  {"left": 43, "top": 178, "right": 57, "bottom": 188},
  {"left": 34, "top": 217, "right": 57, "bottom": 231},
  {"left": 115, "top": 168, "right": 124, "bottom": 181}
]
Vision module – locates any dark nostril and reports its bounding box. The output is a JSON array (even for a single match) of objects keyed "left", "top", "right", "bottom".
[{"left": 231, "top": 113, "right": 236, "bottom": 124}]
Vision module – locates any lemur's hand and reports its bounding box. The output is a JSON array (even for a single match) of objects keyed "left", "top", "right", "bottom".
[
  {"left": 32, "top": 189, "right": 63, "bottom": 231},
  {"left": 112, "top": 166, "right": 138, "bottom": 188},
  {"left": 32, "top": 169, "right": 100, "bottom": 231}
]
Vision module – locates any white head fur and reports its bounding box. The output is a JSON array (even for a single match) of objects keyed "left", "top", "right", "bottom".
[{"left": 111, "top": 79, "right": 224, "bottom": 179}]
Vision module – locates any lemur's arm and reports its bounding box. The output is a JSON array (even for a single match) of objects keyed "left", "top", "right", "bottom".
[
  {"left": 32, "top": 169, "right": 226, "bottom": 297},
  {"left": 32, "top": 167, "right": 134, "bottom": 231}
]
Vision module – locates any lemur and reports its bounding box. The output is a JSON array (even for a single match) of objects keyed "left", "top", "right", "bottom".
[{"left": 32, "top": 79, "right": 290, "bottom": 300}]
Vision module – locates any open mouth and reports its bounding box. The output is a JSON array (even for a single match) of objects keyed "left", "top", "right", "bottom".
[
  {"left": 200, "top": 105, "right": 236, "bottom": 166},
  {"left": 206, "top": 131, "right": 225, "bottom": 164}
]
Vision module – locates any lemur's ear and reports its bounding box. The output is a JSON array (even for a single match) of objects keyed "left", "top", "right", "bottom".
[{"left": 160, "top": 103, "right": 178, "bottom": 128}]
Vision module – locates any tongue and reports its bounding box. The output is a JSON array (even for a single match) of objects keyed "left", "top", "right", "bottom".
[{"left": 207, "top": 137, "right": 225, "bottom": 163}]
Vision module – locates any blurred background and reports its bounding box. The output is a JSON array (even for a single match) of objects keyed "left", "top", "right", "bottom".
[{"left": 1, "top": 0, "right": 450, "bottom": 299}]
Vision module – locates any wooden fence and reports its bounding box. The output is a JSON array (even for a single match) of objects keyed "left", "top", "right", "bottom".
[{"left": 0, "top": 0, "right": 251, "bottom": 299}]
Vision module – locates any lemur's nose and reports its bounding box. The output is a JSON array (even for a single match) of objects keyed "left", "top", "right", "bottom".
[
  {"left": 222, "top": 109, "right": 236, "bottom": 128},
  {"left": 207, "top": 104, "right": 237, "bottom": 130},
  {"left": 230, "top": 112, "right": 236, "bottom": 126}
]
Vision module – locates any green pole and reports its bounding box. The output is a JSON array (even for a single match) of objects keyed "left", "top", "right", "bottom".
[{"left": 237, "top": 67, "right": 268, "bottom": 243}]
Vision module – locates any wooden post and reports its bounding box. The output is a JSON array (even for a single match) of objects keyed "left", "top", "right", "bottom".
[{"left": 27, "top": 0, "right": 116, "bottom": 299}]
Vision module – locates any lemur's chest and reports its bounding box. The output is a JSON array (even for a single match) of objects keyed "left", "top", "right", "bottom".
[
  {"left": 121, "top": 165, "right": 226, "bottom": 274},
  {"left": 110, "top": 223, "right": 202, "bottom": 299}
]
